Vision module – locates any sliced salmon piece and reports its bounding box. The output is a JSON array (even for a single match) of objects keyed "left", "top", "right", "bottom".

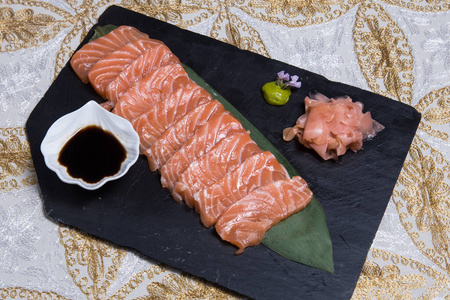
[
  {"left": 172, "top": 133, "right": 262, "bottom": 207},
  {"left": 105, "top": 43, "right": 180, "bottom": 105},
  {"left": 160, "top": 112, "right": 246, "bottom": 194},
  {"left": 132, "top": 82, "right": 212, "bottom": 153},
  {"left": 144, "top": 100, "right": 226, "bottom": 172},
  {"left": 193, "top": 151, "right": 289, "bottom": 228},
  {"left": 111, "top": 87, "right": 161, "bottom": 120},
  {"left": 111, "top": 64, "right": 190, "bottom": 115},
  {"left": 70, "top": 26, "right": 148, "bottom": 84},
  {"left": 88, "top": 38, "right": 164, "bottom": 99},
  {"left": 215, "top": 176, "right": 313, "bottom": 254}
]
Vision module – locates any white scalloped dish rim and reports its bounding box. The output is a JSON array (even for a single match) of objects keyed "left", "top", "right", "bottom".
[{"left": 40, "top": 100, "right": 140, "bottom": 190}]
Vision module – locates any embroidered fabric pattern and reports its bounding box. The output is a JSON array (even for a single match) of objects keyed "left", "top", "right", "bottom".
[
  {"left": 0, "top": 0, "right": 449, "bottom": 298},
  {"left": 0, "top": 128, "right": 35, "bottom": 191}
]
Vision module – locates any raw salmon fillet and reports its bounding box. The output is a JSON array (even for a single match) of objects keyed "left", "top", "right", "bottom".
[
  {"left": 160, "top": 112, "right": 246, "bottom": 194},
  {"left": 172, "top": 133, "right": 262, "bottom": 207},
  {"left": 105, "top": 44, "right": 180, "bottom": 104},
  {"left": 111, "top": 64, "right": 190, "bottom": 117},
  {"left": 112, "top": 87, "right": 160, "bottom": 121},
  {"left": 144, "top": 100, "right": 226, "bottom": 172},
  {"left": 70, "top": 26, "right": 148, "bottom": 84},
  {"left": 88, "top": 38, "right": 164, "bottom": 99},
  {"left": 215, "top": 176, "right": 313, "bottom": 254},
  {"left": 194, "top": 151, "right": 289, "bottom": 228},
  {"left": 132, "top": 82, "right": 212, "bottom": 153}
]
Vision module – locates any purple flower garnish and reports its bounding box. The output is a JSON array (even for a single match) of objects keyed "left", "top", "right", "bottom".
[
  {"left": 277, "top": 71, "right": 291, "bottom": 81},
  {"left": 288, "top": 75, "right": 301, "bottom": 88},
  {"left": 276, "top": 71, "right": 301, "bottom": 89}
]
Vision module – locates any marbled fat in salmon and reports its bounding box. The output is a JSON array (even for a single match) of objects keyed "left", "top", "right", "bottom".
[
  {"left": 132, "top": 82, "right": 212, "bottom": 153},
  {"left": 159, "top": 112, "right": 246, "bottom": 194},
  {"left": 111, "top": 87, "right": 160, "bottom": 120},
  {"left": 144, "top": 100, "right": 226, "bottom": 172},
  {"left": 88, "top": 38, "right": 164, "bottom": 99},
  {"left": 105, "top": 43, "right": 180, "bottom": 105},
  {"left": 111, "top": 64, "right": 190, "bottom": 118},
  {"left": 70, "top": 26, "right": 148, "bottom": 84},
  {"left": 215, "top": 176, "right": 313, "bottom": 254},
  {"left": 172, "top": 133, "right": 262, "bottom": 207},
  {"left": 194, "top": 151, "right": 290, "bottom": 228}
]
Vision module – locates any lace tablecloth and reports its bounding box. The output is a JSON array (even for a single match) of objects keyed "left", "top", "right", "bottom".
[{"left": 1, "top": 1, "right": 449, "bottom": 299}]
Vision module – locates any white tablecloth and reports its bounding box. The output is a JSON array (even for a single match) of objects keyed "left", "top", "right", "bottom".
[{"left": 1, "top": 1, "right": 449, "bottom": 298}]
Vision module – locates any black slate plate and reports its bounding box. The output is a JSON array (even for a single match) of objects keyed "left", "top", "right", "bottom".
[{"left": 26, "top": 5, "right": 421, "bottom": 300}]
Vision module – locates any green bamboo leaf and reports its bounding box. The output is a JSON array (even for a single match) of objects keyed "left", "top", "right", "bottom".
[
  {"left": 90, "top": 25, "right": 334, "bottom": 273},
  {"left": 184, "top": 64, "right": 334, "bottom": 273},
  {"left": 89, "top": 24, "right": 118, "bottom": 42},
  {"left": 263, "top": 197, "right": 334, "bottom": 273}
]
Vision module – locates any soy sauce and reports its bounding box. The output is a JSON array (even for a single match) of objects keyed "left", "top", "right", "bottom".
[{"left": 58, "top": 125, "right": 126, "bottom": 184}]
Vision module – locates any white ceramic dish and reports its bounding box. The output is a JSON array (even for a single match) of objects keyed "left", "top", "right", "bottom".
[{"left": 40, "top": 100, "right": 140, "bottom": 190}]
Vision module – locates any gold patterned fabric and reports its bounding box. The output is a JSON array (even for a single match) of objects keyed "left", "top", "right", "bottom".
[{"left": 0, "top": 0, "right": 449, "bottom": 298}]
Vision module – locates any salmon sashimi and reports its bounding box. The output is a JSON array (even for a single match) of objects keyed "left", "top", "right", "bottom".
[
  {"left": 105, "top": 44, "right": 180, "bottom": 104},
  {"left": 160, "top": 112, "right": 246, "bottom": 194},
  {"left": 194, "top": 151, "right": 289, "bottom": 228},
  {"left": 112, "top": 87, "right": 161, "bottom": 120},
  {"left": 88, "top": 38, "right": 164, "bottom": 99},
  {"left": 70, "top": 26, "right": 149, "bottom": 84},
  {"left": 172, "top": 133, "right": 262, "bottom": 207},
  {"left": 132, "top": 82, "right": 212, "bottom": 153},
  {"left": 111, "top": 64, "right": 190, "bottom": 116},
  {"left": 215, "top": 176, "right": 313, "bottom": 254},
  {"left": 144, "top": 100, "right": 226, "bottom": 172}
]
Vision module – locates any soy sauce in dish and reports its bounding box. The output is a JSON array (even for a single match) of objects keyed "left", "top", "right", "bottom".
[{"left": 58, "top": 125, "right": 126, "bottom": 184}]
